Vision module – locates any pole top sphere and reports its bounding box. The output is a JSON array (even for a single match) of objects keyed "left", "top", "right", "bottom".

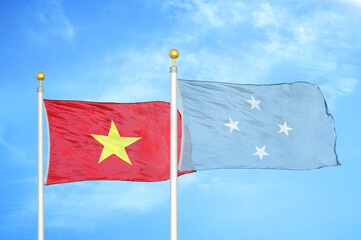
[
  {"left": 37, "top": 72, "right": 45, "bottom": 81},
  {"left": 37, "top": 72, "right": 45, "bottom": 87},
  {"left": 169, "top": 49, "right": 179, "bottom": 66},
  {"left": 169, "top": 49, "right": 179, "bottom": 60}
]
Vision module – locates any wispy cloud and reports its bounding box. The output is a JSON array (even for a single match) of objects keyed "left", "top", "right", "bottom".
[
  {"left": 165, "top": 1, "right": 361, "bottom": 108},
  {"left": 165, "top": 0, "right": 246, "bottom": 28},
  {"left": 5, "top": 181, "right": 170, "bottom": 231},
  {"left": 250, "top": 3, "right": 360, "bottom": 108},
  {"left": 0, "top": 127, "right": 26, "bottom": 161},
  {"left": 331, "top": 0, "right": 361, "bottom": 8},
  {"left": 320, "top": 77, "right": 358, "bottom": 108},
  {"left": 44, "top": 181, "right": 167, "bottom": 229},
  {"left": 28, "top": 0, "right": 75, "bottom": 43},
  {"left": 253, "top": 2, "right": 284, "bottom": 28},
  {"left": 49, "top": 0, "right": 359, "bottom": 109},
  {"left": 178, "top": 171, "right": 295, "bottom": 223},
  {"left": 93, "top": 48, "right": 172, "bottom": 103}
]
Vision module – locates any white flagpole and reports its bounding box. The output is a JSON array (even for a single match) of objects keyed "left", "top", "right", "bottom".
[
  {"left": 37, "top": 72, "right": 45, "bottom": 240},
  {"left": 169, "top": 49, "right": 179, "bottom": 240}
]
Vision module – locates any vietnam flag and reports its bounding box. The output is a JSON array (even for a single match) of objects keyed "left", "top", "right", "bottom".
[{"left": 44, "top": 100, "right": 191, "bottom": 185}]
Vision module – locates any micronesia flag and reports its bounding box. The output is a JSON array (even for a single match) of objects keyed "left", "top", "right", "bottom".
[{"left": 178, "top": 79, "right": 339, "bottom": 172}]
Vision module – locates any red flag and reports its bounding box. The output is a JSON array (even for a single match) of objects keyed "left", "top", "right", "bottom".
[{"left": 44, "top": 100, "right": 191, "bottom": 185}]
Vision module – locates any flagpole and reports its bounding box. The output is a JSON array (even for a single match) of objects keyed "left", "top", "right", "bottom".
[
  {"left": 37, "top": 72, "right": 45, "bottom": 240},
  {"left": 169, "top": 49, "right": 179, "bottom": 240}
]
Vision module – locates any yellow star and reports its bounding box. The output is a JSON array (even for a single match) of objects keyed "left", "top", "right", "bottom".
[{"left": 91, "top": 120, "right": 141, "bottom": 165}]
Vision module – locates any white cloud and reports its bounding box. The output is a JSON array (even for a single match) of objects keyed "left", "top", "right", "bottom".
[
  {"left": 9, "top": 181, "right": 169, "bottom": 230},
  {"left": 53, "top": 1, "right": 359, "bottom": 108},
  {"left": 5, "top": 174, "right": 191, "bottom": 231},
  {"left": 0, "top": 127, "right": 26, "bottom": 161},
  {"left": 90, "top": 48, "right": 172, "bottom": 103},
  {"left": 248, "top": 3, "right": 361, "bottom": 106},
  {"left": 165, "top": 0, "right": 246, "bottom": 28},
  {"left": 178, "top": 170, "right": 295, "bottom": 223},
  {"left": 338, "top": 78, "right": 358, "bottom": 93},
  {"left": 253, "top": 2, "right": 283, "bottom": 27},
  {"left": 4, "top": 174, "right": 197, "bottom": 231},
  {"left": 320, "top": 77, "right": 358, "bottom": 108},
  {"left": 162, "top": 0, "right": 360, "bottom": 91},
  {"left": 332, "top": 0, "right": 361, "bottom": 7},
  {"left": 44, "top": 46, "right": 174, "bottom": 103},
  {"left": 28, "top": 0, "right": 75, "bottom": 43}
]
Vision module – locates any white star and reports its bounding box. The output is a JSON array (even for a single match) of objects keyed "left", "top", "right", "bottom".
[
  {"left": 278, "top": 121, "right": 293, "bottom": 136},
  {"left": 253, "top": 146, "right": 269, "bottom": 160},
  {"left": 224, "top": 118, "right": 240, "bottom": 132},
  {"left": 247, "top": 95, "right": 261, "bottom": 110}
]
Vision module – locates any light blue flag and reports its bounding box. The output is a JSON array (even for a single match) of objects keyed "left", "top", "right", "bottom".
[{"left": 178, "top": 79, "right": 339, "bottom": 172}]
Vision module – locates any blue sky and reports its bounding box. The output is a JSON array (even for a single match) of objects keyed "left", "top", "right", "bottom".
[{"left": 1, "top": 0, "right": 361, "bottom": 239}]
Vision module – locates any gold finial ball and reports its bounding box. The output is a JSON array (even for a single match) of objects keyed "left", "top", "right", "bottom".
[
  {"left": 36, "top": 72, "right": 45, "bottom": 81},
  {"left": 169, "top": 49, "right": 179, "bottom": 60}
]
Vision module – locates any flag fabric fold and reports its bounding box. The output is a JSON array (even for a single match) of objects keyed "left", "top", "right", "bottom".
[
  {"left": 44, "top": 100, "right": 190, "bottom": 185},
  {"left": 178, "top": 79, "right": 339, "bottom": 172}
]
